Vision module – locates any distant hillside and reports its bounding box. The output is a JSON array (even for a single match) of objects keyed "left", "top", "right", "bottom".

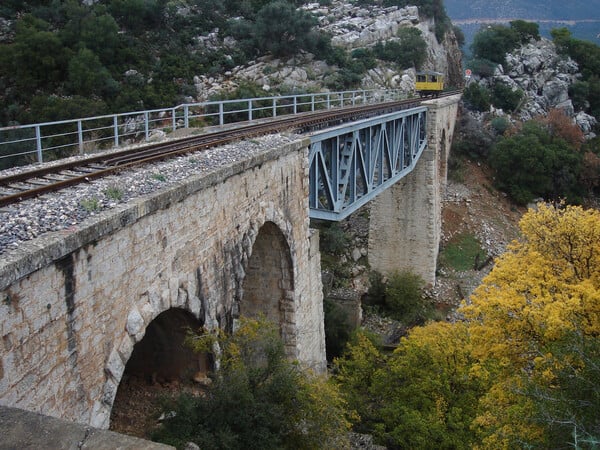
[
  {"left": 444, "top": 0, "right": 600, "bottom": 52},
  {"left": 445, "top": 0, "right": 597, "bottom": 20}
]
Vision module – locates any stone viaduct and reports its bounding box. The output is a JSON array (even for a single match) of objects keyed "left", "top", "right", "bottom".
[{"left": 0, "top": 95, "right": 459, "bottom": 430}]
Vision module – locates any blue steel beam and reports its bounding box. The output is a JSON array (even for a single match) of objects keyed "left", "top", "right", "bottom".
[{"left": 308, "top": 106, "right": 427, "bottom": 221}]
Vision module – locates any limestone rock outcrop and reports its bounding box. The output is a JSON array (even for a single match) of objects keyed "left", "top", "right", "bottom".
[
  {"left": 191, "top": 1, "right": 462, "bottom": 101},
  {"left": 469, "top": 37, "right": 596, "bottom": 136}
]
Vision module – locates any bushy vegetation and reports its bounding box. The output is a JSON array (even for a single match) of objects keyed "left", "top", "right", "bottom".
[
  {"left": 153, "top": 317, "right": 353, "bottom": 449},
  {"left": 462, "top": 83, "right": 491, "bottom": 112},
  {"left": 324, "top": 298, "right": 353, "bottom": 360},
  {"left": 490, "top": 82, "right": 523, "bottom": 113},
  {"left": 363, "top": 270, "right": 435, "bottom": 326},
  {"left": 488, "top": 113, "right": 584, "bottom": 204},
  {"left": 372, "top": 27, "right": 427, "bottom": 70},
  {"left": 0, "top": 0, "right": 334, "bottom": 126},
  {"left": 470, "top": 20, "right": 540, "bottom": 65},
  {"left": 552, "top": 27, "right": 600, "bottom": 119},
  {"left": 335, "top": 204, "right": 600, "bottom": 449}
]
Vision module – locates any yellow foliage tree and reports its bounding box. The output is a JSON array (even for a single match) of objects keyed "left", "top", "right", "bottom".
[{"left": 463, "top": 203, "right": 600, "bottom": 447}]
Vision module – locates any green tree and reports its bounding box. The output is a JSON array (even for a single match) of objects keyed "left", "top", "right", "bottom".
[
  {"left": 509, "top": 20, "right": 540, "bottom": 43},
  {"left": 384, "top": 270, "right": 432, "bottom": 326},
  {"left": 3, "top": 15, "right": 70, "bottom": 92},
  {"left": 253, "top": 1, "right": 319, "bottom": 58},
  {"left": 334, "top": 323, "right": 486, "bottom": 449},
  {"left": 370, "top": 322, "right": 486, "bottom": 449},
  {"left": 471, "top": 24, "right": 520, "bottom": 65},
  {"left": 108, "top": 0, "right": 162, "bottom": 34},
  {"left": 463, "top": 83, "right": 491, "bottom": 112},
  {"left": 491, "top": 82, "right": 523, "bottom": 112},
  {"left": 488, "top": 121, "right": 583, "bottom": 204},
  {"left": 395, "top": 27, "right": 427, "bottom": 69},
  {"left": 67, "top": 48, "right": 117, "bottom": 97},
  {"left": 153, "top": 317, "right": 353, "bottom": 449},
  {"left": 372, "top": 28, "right": 427, "bottom": 70},
  {"left": 333, "top": 330, "right": 385, "bottom": 434}
]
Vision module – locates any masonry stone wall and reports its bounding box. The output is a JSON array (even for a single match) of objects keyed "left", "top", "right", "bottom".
[
  {"left": 368, "top": 95, "right": 460, "bottom": 284},
  {"left": 0, "top": 138, "right": 326, "bottom": 429}
]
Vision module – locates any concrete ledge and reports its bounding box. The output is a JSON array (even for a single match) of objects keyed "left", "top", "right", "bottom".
[
  {"left": 422, "top": 93, "right": 462, "bottom": 108},
  {"left": 0, "top": 138, "right": 309, "bottom": 291},
  {"left": 0, "top": 405, "right": 173, "bottom": 450}
]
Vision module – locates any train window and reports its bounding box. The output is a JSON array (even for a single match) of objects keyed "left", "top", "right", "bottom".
[
  {"left": 431, "top": 75, "right": 437, "bottom": 82},
  {"left": 417, "top": 74, "right": 426, "bottom": 82}
]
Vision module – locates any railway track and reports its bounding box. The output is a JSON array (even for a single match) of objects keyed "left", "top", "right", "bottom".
[{"left": 0, "top": 92, "right": 459, "bottom": 208}]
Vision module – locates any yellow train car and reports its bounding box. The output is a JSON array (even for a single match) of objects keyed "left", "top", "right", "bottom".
[{"left": 415, "top": 71, "right": 444, "bottom": 97}]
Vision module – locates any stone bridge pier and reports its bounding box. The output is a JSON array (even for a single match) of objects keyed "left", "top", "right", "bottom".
[{"left": 368, "top": 96, "right": 460, "bottom": 285}]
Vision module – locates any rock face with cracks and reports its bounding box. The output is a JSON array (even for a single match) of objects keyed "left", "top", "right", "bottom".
[
  {"left": 471, "top": 37, "right": 596, "bottom": 137},
  {"left": 193, "top": 0, "right": 463, "bottom": 101}
]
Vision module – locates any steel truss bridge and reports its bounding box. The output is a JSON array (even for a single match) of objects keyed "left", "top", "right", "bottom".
[{"left": 309, "top": 105, "right": 427, "bottom": 221}]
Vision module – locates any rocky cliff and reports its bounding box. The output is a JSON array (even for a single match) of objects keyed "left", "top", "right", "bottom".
[
  {"left": 469, "top": 37, "right": 597, "bottom": 136},
  {"left": 193, "top": 1, "right": 463, "bottom": 101}
]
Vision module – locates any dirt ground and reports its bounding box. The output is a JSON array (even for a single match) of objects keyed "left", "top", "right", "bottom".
[{"left": 436, "top": 159, "right": 524, "bottom": 308}]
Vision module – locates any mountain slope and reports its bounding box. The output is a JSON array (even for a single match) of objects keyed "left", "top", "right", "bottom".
[{"left": 444, "top": 0, "right": 600, "bottom": 51}]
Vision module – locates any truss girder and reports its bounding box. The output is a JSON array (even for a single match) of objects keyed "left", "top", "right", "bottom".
[{"left": 309, "top": 106, "right": 427, "bottom": 221}]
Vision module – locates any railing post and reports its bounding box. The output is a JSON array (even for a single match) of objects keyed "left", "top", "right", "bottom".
[
  {"left": 248, "top": 100, "right": 253, "bottom": 121},
  {"left": 35, "top": 125, "right": 42, "bottom": 163},
  {"left": 293, "top": 96, "right": 297, "bottom": 114},
  {"left": 363, "top": 90, "right": 367, "bottom": 104},
  {"left": 113, "top": 116, "right": 119, "bottom": 147},
  {"left": 326, "top": 94, "right": 330, "bottom": 109},
  {"left": 219, "top": 103, "right": 224, "bottom": 125},
  {"left": 184, "top": 105, "right": 189, "bottom": 128},
  {"left": 144, "top": 112, "right": 149, "bottom": 141},
  {"left": 272, "top": 98, "right": 277, "bottom": 117},
  {"left": 172, "top": 108, "right": 176, "bottom": 131},
  {"left": 352, "top": 92, "right": 356, "bottom": 105},
  {"left": 311, "top": 94, "right": 315, "bottom": 111},
  {"left": 77, "top": 120, "right": 83, "bottom": 155}
]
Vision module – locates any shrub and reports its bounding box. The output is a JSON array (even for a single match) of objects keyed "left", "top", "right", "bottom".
[
  {"left": 324, "top": 298, "right": 353, "bottom": 360},
  {"left": 466, "top": 58, "right": 497, "bottom": 78},
  {"left": 509, "top": 20, "right": 540, "bottom": 43},
  {"left": 463, "top": 83, "right": 491, "bottom": 112},
  {"left": 372, "top": 28, "right": 427, "bottom": 69},
  {"left": 318, "top": 222, "right": 350, "bottom": 256},
  {"left": 363, "top": 271, "right": 387, "bottom": 309},
  {"left": 253, "top": 1, "right": 320, "bottom": 58},
  {"left": 384, "top": 270, "right": 431, "bottom": 326},
  {"left": 153, "top": 317, "right": 353, "bottom": 449},
  {"left": 491, "top": 82, "right": 523, "bottom": 112},
  {"left": 491, "top": 116, "right": 510, "bottom": 136},
  {"left": 488, "top": 121, "right": 584, "bottom": 204},
  {"left": 470, "top": 24, "right": 520, "bottom": 65}
]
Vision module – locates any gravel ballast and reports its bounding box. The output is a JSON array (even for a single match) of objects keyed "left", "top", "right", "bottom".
[{"left": 0, "top": 133, "right": 301, "bottom": 256}]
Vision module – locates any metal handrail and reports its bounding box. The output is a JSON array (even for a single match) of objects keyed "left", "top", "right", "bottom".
[{"left": 0, "top": 89, "right": 405, "bottom": 169}]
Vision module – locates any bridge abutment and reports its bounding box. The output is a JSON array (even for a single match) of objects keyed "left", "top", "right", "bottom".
[{"left": 368, "top": 95, "right": 460, "bottom": 285}]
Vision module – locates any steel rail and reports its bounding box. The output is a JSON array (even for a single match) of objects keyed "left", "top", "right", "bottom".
[{"left": 0, "top": 91, "right": 459, "bottom": 208}]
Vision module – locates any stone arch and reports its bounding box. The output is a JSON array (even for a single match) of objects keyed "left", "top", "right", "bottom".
[
  {"left": 108, "top": 307, "right": 212, "bottom": 432},
  {"left": 240, "top": 221, "right": 296, "bottom": 355}
]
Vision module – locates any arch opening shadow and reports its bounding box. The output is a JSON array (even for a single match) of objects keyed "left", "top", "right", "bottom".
[
  {"left": 110, "top": 308, "right": 212, "bottom": 437},
  {"left": 241, "top": 221, "right": 295, "bottom": 351}
]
